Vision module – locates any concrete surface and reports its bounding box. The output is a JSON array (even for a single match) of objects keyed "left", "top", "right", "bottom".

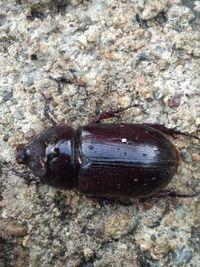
[{"left": 0, "top": 0, "right": 200, "bottom": 266}]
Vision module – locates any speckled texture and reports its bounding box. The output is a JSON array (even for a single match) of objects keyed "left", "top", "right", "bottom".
[{"left": 0, "top": 0, "right": 200, "bottom": 266}]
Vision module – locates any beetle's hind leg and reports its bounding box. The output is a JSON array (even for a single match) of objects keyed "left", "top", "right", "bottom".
[
  {"left": 90, "top": 104, "right": 143, "bottom": 123},
  {"left": 146, "top": 124, "right": 199, "bottom": 140},
  {"left": 151, "top": 190, "right": 199, "bottom": 199}
]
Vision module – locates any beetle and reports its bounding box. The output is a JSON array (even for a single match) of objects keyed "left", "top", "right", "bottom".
[{"left": 16, "top": 106, "right": 199, "bottom": 199}]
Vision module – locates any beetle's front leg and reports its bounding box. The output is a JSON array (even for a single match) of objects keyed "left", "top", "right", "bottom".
[
  {"left": 90, "top": 104, "right": 142, "bottom": 123},
  {"left": 146, "top": 124, "right": 199, "bottom": 140},
  {"left": 42, "top": 93, "right": 60, "bottom": 126},
  {"left": 12, "top": 168, "right": 43, "bottom": 186}
]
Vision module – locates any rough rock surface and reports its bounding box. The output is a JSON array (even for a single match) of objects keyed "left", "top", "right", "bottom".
[{"left": 0, "top": 0, "right": 200, "bottom": 266}]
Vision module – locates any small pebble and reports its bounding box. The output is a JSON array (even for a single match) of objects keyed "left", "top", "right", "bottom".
[
  {"left": 167, "top": 93, "right": 183, "bottom": 108},
  {"left": 83, "top": 248, "right": 94, "bottom": 260},
  {"left": 6, "top": 224, "right": 27, "bottom": 237},
  {"left": 2, "top": 90, "right": 13, "bottom": 101},
  {"left": 2, "top": 134, "right": 9, "bottom": 142},
  {"left": 138, "top": 52, "right": 149, "bottom": 61},
  {"left": 14, "top": 111, "right": 23, "bottom": 120},
  {"left": 192, "top": 153, "right": 200, "bottom": 161},
  {"left": 180, "top": 149, "right": 192, "bottom": 162},
  {"left": 30, "top": 54, "right": 38, "bottom": 60},
  {"left": 22, "top": 74, "right": 34, "bottom": 87},
  {"left": 174, "top": 247, "right": 193, "bottom": 267},
  {"left": 148, "top": 221, "right": 160, "bottom": 228}
]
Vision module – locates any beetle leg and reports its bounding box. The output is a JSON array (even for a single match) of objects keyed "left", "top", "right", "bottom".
[
  {"left": 146, "top": 124, "right": 199, "bottom": 140},
  {"left": 49, "top": 76, "right": 72, "bottom": 94},
  {"left": 12, "top": 168, "right": 43, "bottom": 186},
  {"left": 90, "top": 104, "right": 143, "bottom": 123},
  {"left": 26, "top": 176, "right": 43, "bottom": 186},
  {"left": 151, "top": 190, "right": 199, "bottom": 198},
  {"left": 42, "top": 93, "right": 60, "bottom": 126}
]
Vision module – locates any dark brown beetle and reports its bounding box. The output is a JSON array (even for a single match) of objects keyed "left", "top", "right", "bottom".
[{"left": 16, "top": 106, "right": 199, "bottom": 199}]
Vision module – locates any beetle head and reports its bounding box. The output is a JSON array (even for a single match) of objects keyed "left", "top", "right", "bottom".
[{"left": 16, "top": 141, "right": 47, "bottom": 178}]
